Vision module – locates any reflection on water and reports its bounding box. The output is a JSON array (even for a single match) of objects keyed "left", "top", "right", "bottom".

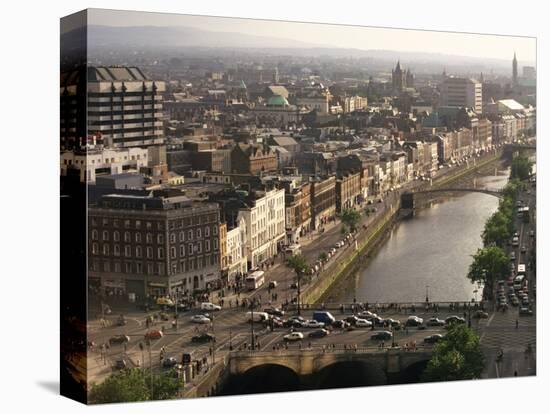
[{"left": 328, "top": 170, "right": 510, "bottom": 303}]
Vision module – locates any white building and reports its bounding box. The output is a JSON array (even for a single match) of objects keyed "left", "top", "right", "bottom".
[
  {"left": 238, "top": 188, "right": 286, "bottom": 269},
  {"left": 440, "top": 77, "right": 482, "bottom": 114},
  {"left": 226, "top": 217, "right": 248, "bottom": 281},
  {"left": 60, "top": 146, "right": 149, "bottom": 182}
]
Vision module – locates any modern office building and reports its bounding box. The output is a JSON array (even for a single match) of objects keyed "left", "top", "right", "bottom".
[{"left": 439, "top": 76, "right": 482, "bottom": 114}]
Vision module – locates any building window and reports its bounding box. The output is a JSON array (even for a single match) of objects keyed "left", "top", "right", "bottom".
[
  {"left": 92, "top": 243, "right": 99, "bottom": 255},
  {"left": 157, "top": 234, "right": 164, "bottom": 244},
  {"left": 205, "top": 240, "right": 211, "bottom": 252},
  {"left": 171, "top": 263, "right": 177, "bottom": 275},
  {"left": 124, "top": 219, "right": 130, "bottom": 228},
  {"left": 171, "top": 247, "right": 176, "bottom": 259},
  {"left": 197, "top": 242, "right": 202, "bottom": 254},
  {"left": 188, "top": 243, "right": 193, "bottom": 255},
  {"left": 158, "top": 247, "right": 164, "bottom": 259},
  {"left": 135, "top": 233, "right": 142, "bottom": 243},
  {"left": 124, "top": 245, "right": 131, "bottom": 257},
  {"left": 124, "top": 232, "right": 131, "bottom": 243},
  {"left": 170, "top": 233, "right": 176, "bottom": 243},
  {"left": 103, "top": 262, "right": 110, "bottom": 272},
  {"left": 113, "top": 219, "right": 119, "bottom": 228},
  {"left": 136, "top": 262, "right": 142, "bottom": 274},
  {"left": 136, "top": 246, "right": 142, "bottom": 258},
  {"left": 213, "top": 226, "right": 218, "bottom": 235},
  {"left": 125, "top": 262, "right": 132, "bottom": 273},
  {"left": 205, "top": 226, "right": 210, "bottom": 237},
  {"left": 146, "top": 247, "right": 153, "bottom": 259},
  {"left": 102, "top": 218, "right": 108, "bottom": 227},
  {"left": 91, "top": 230, "right": 98, "bottom": 240},
  {"left": 102, "top": 231, "right": 109, "bottom": 241},
  {"left": 113, "top": 245, "right": 120, "bottom": 256},
  {"left": 91, "top": 218, "right": 97, "bottom": 227},
  {"left": 146, "top": 222, "right": 152, "bottom": 230},
  {"left": 147, "top": 263, "right": 154, "bottom": 275},
  {"left": 157, "top": 222, "right": 164, "bottom": 231},
  {"left": 157, "top": 263, "right": 165, "bottom": 275},
  {"left": 135, "top": 220, "right": 141, "bottom": 229},
  {"left": 196, "top": 228, "right": 202, "bottom": 238},
  {"left": 180, "top": 260, "right": 186, "bottom": 272},
  {"left": 197, "top": 256, "right": 202, "bottom": 269},
  {"left": 179, "top": 231, "right": 185, "bottom": 242},
  {"left": 188, "top": 230, "right": 193, "bottom": 240},
  {"left": 114, "top": 262, "right": 121, "bottom": 273},
  {"left": 146, "top": 233, "right": 152, "bottom": 243},
  {"left": 214, "top": 239, "right": 218, "bottom": 250},
  {"left": 103, "top": 244, "right": 110, "bottom": 256}
]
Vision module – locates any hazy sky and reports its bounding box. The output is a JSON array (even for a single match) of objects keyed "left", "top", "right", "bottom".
[{"left": 86, "top": 9, "right": 536, "bottom": 63}]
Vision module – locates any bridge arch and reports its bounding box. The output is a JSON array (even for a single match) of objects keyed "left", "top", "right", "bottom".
[
  {"left": 314, "top": 359, "right": 387, "bottom": 389},
  {"left": 395, "top": 358, "right": 431, "bottom": 384},
  {"left": 235, "top": 363, "right": 302, "bottom": 394}
]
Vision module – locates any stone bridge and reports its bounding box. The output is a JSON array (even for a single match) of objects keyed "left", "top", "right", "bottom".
[{"left": 228, "top": 347, "right": 432, "bottom": 377}]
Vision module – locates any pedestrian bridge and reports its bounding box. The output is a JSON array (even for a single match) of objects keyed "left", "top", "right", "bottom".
[
  {"left": 228, "top": 347, "right": 432, "bottom": 377},
  {"left": 402, "top": 187, "right": 503, "bottom": 209}
]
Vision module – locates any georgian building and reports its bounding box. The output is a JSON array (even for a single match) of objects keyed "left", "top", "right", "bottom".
[
  {"left": 88, "top": 192, "right": 221, "bottom": 298},
  {"left": 336, "top": 172, "right": 362, "bottom": 213},
  {"left": 310, "top": 176, "right": 336, "bottom": 229},
  {"left": 230, "top": 143, "right": 278, "bottom": 175},
  {"left": 225, "top": 216, "right": 248, "bottom": 282},
  {"left": 285, "top": 182, "right": 312, "bottom": 244}
]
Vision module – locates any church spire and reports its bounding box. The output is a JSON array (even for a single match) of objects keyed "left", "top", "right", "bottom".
[{"left": 512, "top": 52, "right": 518, "bottom": 86}]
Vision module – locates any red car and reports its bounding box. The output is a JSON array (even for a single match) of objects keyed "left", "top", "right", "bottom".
[{"left": 145, "top": 329, "right": 163, "bottom": 340}]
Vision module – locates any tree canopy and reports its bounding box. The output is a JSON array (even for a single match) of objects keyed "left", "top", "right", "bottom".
[
  {"left": 89, "top": 368, "right": 181, "bottom": 404},
  {"left": 341, "top": 208, "right": 361, "bottom": 232},
  {"left": 422, "top": 324, "right": 485, "bottom": 381},
  {"left": 467, "top": 246, "right": 509, "bottom": 296},
  {"left": 286, "top": 253, "right": 309, "bottom": 277},
  {"left": 510, "top": 156, "right": 533, "bottom": 181}
]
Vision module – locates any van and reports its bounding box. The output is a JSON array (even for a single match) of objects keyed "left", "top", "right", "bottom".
[
  {"left": 312, "top": 311, "right": 336, "bottom": 326},
  {"left": 246, "top": 311, "right": 270, "bottom": 323}
]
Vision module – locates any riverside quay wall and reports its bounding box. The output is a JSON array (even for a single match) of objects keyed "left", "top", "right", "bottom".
[{"left": 301, "top": 149, "right": 503, "bottom": 305}]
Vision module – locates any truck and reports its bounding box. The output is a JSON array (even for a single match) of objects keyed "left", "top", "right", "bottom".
[{"left": 312, "top": 311, "right": 336, "bottom": 326}]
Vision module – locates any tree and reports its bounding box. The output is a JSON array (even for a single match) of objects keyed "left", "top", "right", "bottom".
[
  {"left": 89, "top": 369, "right": 181, "bottom": 404},
  {"left": 422, "top": 325, "right": 485, "bottom": 381},
  {"left": 286, "top": 254, "right": 309, "bottom": 315},
  {"left": 341, "top": 208, "right": 361, "bottom": 233},
  {"left": 318, "top": 252, "right": 328, "bottom": 262},
  {"left": 510, "top": 156, "right": 533, "bottom": 181},
  {"left": 467, "top": 246, "right": 509, "bottom": 298},
  {"left": 482, "top": 211, "right": 512, "bottom": 247}
]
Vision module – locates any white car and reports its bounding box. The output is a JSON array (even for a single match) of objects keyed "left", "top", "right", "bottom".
[
  {"left": 359, "top": 310, "right": 377, "bottom": 318},
  {"left": 283, "top": 332, "right": 304, "bottom": 342},
  {"left": 190, "top": 315, "right": 211, "bottom": 324},
  {"left": 201, "top": 302, "right": 221, "bottom": 311},
  {"left": 303, "top": 320, "right": 325, "bottom": 329},
  {"left": 355, "top": 318, "right": 373, "bottom": 328}
]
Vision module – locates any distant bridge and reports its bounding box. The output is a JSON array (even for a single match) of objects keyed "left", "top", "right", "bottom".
[{"left": 401, "top": 187, "right": 503, "bottom": 209}]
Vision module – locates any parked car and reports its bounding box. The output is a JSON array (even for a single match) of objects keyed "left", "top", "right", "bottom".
[
  {"left": 145, "top": 329, "right": 163, "bottom": 340},
  {"left": 156, "top": 297, "right": 174, "bottom": 306},
  {"left": 424, "top": 334, "right": 445, "bottom": 344},
  {"left": 384, "top": 318, "right": 402, "bottom": 329},
  {"left": 521, "top": 245, "right": 527, "bottom": 253},
  {"left": 191, "top": 333, "right": 215, "bottom": 343},
  {"left": 371, "top": 331, "right": 392, "bottom": 340},
  {"left": 358, "top": 310, "right": 377, "bottom": 319},
  {"left": 283, "top": 332, "right": 304, "bottom": 342},
  {"left": 344, "top": 315, "right": 361, "bottom": 325},
  {"left": 190, "top": 315, "right": 211, "bottom": 324},
  {"left": 109, "top": 335, "right": 130, "bottom": 345},
  {"left": 308, "top": 329, "right": 329, "bottom": 338},
  {"left": 427, "top": 317, "right": 446, "bottom": 327}
]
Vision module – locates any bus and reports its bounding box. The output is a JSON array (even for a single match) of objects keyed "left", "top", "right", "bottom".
[
  {"left": 517, "top": 264, "right": 526, "bottom": 275},
  {"left": 245, "top": 270, "right": 265, "bottom": 290},
  {"left": 518, "top": 206, "right": 530, "bottom": 223}
]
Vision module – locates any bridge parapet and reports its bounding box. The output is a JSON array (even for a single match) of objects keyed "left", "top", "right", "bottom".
[{"left": 228, "top": 347, "right": 432, "bottom": 376}]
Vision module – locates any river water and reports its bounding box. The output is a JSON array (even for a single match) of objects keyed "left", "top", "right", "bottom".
[{"left": 327, "top": 167, "right": 511, "bottom": 304}]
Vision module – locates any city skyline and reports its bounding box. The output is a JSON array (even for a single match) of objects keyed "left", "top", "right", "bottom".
[{"left": 82, "top": 8, "right": 537, "bottom": 63}]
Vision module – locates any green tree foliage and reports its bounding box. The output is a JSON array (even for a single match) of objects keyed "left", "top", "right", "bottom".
[
  {"left": 482, "top": 211, "right": 512, "bottom": 247},
  {"left": 423, "top": 325, "right": 485, "bottom": 381},
  {"left": 341, "top": 208, "right": 361, "bottom": 232},
  {"left": 286, "top": 254, "right": 309, "bottom": 278},
  {"left": 467, "top": 246, "right": 509, "bottom": 295},
  {"left": 89, "top": 368, "right": 181, "bottom": 404},
  {"left": 510, "top": 156, "right": 533, "bottom": 181}
]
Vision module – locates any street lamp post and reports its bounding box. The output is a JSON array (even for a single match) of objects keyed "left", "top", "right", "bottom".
[
  {"left": 425, "top": 285, "right": 430, "bottom": 304},
  {"left": 229, "top": 329, "right": 233, "bottom": 351}
]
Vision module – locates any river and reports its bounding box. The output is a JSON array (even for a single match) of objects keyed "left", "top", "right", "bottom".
[{"left": 326, "top": 166, "right": 511, "bottom": 304}]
